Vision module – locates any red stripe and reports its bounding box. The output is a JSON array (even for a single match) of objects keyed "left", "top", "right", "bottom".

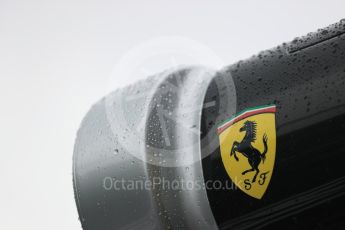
[{"left": 217, "top": 107, "right": 276, "bottom": 135}]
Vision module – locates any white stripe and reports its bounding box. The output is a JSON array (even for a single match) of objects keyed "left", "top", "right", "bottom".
[{"left": 218, "top": 105, "right": 275, "bottom": 130}]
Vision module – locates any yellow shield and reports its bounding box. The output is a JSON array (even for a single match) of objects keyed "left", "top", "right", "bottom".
[{"left": 217, "top": 105, "right": 276, "bottom": 199}]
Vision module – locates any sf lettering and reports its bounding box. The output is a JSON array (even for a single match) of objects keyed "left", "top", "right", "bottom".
[{"left": 244, "top": 171, "right": 270, "bottom": 190}]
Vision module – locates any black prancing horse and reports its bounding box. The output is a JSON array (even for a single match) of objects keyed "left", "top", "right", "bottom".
[{"left": 230, "top": 121, "right": 268, "bottom": 183}]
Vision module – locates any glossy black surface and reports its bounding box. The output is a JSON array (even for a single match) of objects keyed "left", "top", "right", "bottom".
[{"left": 201, "top": 20, "right": 345, "bottom": 229}]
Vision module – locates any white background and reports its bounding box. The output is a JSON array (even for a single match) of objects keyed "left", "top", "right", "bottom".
[{"left": 0, "top": 0, "right": 344, "bottom": 229}]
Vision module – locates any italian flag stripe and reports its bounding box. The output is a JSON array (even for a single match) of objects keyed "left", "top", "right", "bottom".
[{"left": 217, "top": 105, "right": 276, "bottom": 135}]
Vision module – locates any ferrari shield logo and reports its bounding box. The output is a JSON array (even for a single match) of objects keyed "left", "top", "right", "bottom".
[{"left": 217, "top": 105, "right": 276, "bottom": 199}]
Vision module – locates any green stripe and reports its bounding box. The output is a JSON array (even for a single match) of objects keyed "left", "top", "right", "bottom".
[{"left": 217, "top": 104, "right": 275, "bottom": 128}]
